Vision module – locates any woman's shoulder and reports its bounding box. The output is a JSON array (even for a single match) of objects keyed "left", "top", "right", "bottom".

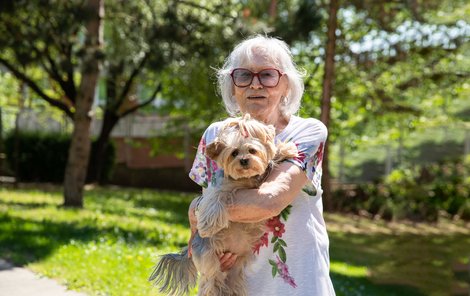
[
  {"left": 286, "top": 115, "right": 328, "bottom": 138},
  {"left": 203, "top": 118, "right": 235, "bottom": 141}
]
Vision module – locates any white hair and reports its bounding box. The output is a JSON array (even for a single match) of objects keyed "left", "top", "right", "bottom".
[{"left": 217, "top": 35, "right": 305, "bottom": 117}]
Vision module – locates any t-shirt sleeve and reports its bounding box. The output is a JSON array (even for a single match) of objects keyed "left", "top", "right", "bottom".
[
  {"left": 189, "top": 123, "right": 220, "bottom": 188},
  {"left": 284, "top": 119, "right": 328, "bottom": 193}
]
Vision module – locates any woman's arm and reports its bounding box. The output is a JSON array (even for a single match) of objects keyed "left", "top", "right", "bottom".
[
  {"left": 188, "top": 197, "right": 199, "bottom": 235},
  {"left": 228, "top": 161, "right": 308, "bottom": 223}
]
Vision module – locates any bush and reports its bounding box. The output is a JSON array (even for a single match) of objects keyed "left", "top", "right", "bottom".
[
  {"left": 332, "top": 156, "right": 470, "bottom": 222},
  {"left": 4, "top": 131, "right": 115, "bottom": 183}
]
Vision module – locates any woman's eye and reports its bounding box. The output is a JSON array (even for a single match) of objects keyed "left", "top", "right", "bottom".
[
  {"left": 261, "top": 72, "right": 274, "bottom": 77},
  {"left": 231, "top": 150, "right": 239, "bottom": 157},
  {"left": 249, "top": 148, "right": 257, "bottom": 154}
]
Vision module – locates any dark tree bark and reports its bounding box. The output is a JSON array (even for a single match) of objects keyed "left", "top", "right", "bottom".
[
  {"left": 320, "top": 0, "right": 339, "bottom": 211},
  {"left": 86, "top": 60, "right": 161, "bottom": 184},
  {"left": 63, "top": 0, "right": 103, "bottom": 207},
  {"left": 87, "top": 107, "right": 119, "bottom": 184}
]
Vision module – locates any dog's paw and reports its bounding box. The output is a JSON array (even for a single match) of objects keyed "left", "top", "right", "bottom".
[{"left": 274, "top": 142, "right": 298, "bottom": 162}]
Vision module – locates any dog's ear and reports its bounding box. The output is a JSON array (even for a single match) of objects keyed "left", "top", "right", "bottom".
[
  {"left": 265, "top": 124, "right": 276, "bottom": 142},
  {"left": 205, "top": 140, "right": 226, "bottom": 160}
]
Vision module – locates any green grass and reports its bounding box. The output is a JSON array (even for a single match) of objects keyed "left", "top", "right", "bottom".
[
  {"left": 0, "top": 186, "right": 191, "bottom": 296},
  {"left": 0, "top": 185, "right": 469, "bottom": 295},
  {"left": 327, "top": 214, "right": 470, "bottom": 296}
]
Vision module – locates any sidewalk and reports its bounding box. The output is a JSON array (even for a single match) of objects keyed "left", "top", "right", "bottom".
[{"left": 0, "top": 259, "right": 87, "bottom": 296}]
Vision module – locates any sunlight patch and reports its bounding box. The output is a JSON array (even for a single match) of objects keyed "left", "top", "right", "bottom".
[{"left": 330, "top": 261, "right": 369, "bottom": 277}]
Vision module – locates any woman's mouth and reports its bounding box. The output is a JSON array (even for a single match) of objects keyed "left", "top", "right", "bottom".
[{"left": 247, "top": 95, "right": 266, "bottom": 99}]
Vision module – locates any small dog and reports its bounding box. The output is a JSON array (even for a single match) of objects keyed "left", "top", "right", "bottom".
[{"left": 149, "top": 115, "right": 298, "bottom": 296}]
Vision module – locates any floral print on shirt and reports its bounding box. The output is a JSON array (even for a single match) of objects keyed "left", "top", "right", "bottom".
[
  {"left": 254, "top": 205, "right": 297, "bottom": 288},
  {"left": 189, "top": 136, "right": 221, "bottom": 188}
]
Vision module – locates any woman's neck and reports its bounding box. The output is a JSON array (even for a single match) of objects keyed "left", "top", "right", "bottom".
[{"left": 255, "top": 111, "right": 289, "bottom": 134}]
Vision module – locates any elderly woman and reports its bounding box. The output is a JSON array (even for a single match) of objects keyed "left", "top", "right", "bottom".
[{"left": 188, "top": 35, "right": 336, "bottom": 295}]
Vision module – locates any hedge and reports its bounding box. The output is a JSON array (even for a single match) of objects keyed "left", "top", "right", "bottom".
[
  {"left": 4, "top": 131, "right": 115, "bottom": 183},
  {"left": 332, "top": 156, "right": 470, "bottom": 221}
]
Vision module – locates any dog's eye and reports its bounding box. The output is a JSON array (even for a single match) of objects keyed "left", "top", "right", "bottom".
[
  {"left": 248, "top": 148, "right": 257, "bottom": 154},
  {"left": 231, "top": 149, "right": 239, "bottom": 157}
]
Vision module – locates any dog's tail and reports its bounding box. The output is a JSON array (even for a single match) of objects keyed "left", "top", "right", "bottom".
[{"left": 149, "top": 248, "right": 197, "bottom": 296}]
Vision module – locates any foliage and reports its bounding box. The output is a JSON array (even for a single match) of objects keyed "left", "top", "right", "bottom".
[
  {"left": 0, "top": 187, "right": 468, "bottom": 295},
  {"left": 3, "top": 132, "right": 115, "bottom": 183},
  {"left": 332, "top": 156, "right": 470, "bottom": 222}
]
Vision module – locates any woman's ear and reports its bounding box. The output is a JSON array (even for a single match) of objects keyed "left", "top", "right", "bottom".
[{"left": 205, "top": 140, "right": 226, "bottom": 161}]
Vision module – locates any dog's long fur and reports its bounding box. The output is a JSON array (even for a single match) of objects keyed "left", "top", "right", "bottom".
[{"left": 149, "top": 115, "right": 297, "bottom": 296}]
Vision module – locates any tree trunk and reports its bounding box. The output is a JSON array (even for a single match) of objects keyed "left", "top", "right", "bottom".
[
  {"left": 87, "top": 109, "right": 119, "bottom": 183},
  {"left": 63, "top": 0, "right": 103, "bottom": 208},
  {"left": 320, "top": 0, "right": 339, "bottom": 212}
]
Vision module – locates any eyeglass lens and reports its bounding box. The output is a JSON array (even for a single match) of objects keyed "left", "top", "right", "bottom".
[{"left": 232, "top": 69, "right": 281, "bottom": 87}]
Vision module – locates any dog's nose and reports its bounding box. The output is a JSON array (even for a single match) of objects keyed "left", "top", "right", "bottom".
[{"left": 240, "top": 158, "right": 249, "bottom": 166}]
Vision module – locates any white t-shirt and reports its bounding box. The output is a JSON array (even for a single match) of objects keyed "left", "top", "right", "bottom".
[{"left": 189, "top": 115, "right": 336, "bottom": 296}]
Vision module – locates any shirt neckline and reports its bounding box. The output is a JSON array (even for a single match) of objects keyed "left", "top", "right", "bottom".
[{"left": 276, "top": 115, "right": 298, "bottom": 138}]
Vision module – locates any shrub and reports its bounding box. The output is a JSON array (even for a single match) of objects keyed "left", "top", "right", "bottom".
[
  {"left": 332, "top": 156, "right": 470, "bottom": 222},
  {"left": 4, "top": 131, "right": 115, "bottom": 183}
]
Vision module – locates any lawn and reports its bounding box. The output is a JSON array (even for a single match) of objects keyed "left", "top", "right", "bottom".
[{"left": 0, "top": 185, "right": 468, "bottom": 296}]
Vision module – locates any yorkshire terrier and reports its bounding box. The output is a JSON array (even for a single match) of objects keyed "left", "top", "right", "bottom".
[{"left": 149, "top": 114, "right": 298, "bottom": 296}]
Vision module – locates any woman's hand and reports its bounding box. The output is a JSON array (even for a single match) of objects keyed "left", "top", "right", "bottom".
[
  {"left": 219, "top": 252, "right": 238, "bottom": 272},
  {"left": 187, "top": 198, "right": 199, "bottom": 258},
  {"left": 187, "top": 229, "right": 196, "bottom": 258}
]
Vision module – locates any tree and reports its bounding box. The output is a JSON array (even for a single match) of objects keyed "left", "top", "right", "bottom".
[
  {"left": 63, "top": 0, "right": 104, "bottom": 207},
  {"left": 0, "top": 0, "right": 245, "bottom": 186},
  {"left": 319, "top": 0, "right": 339, "bottom": 210},
  {"left": 0, "top": 0, "right": 105, "bottom": 207}
]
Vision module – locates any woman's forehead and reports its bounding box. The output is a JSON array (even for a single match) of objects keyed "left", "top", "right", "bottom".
[{"left": 236, "top": 48, "right": 282, "bottom": 70}]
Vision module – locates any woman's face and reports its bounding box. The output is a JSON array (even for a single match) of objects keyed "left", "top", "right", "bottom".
[{"left": 232, "top": 53, "right": 288, "bottom": 124}]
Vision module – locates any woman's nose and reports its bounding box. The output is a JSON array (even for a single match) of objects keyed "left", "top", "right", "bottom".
[{"left": 250, "top": 75, "right": 263, "bottom": 89}]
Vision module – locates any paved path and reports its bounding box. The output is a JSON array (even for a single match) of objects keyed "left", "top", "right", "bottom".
[{"left": 0, "top": 259, "right": 87, "bottom": 296}]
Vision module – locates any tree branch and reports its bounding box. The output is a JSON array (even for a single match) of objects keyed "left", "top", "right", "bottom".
[
  {"left": 119, "top": 83, "right": 162, "bottom": 118},
  {"left": 64, "top": 42, "right": 77, "bottom": 103},
  {"left": 0, "top": 57, "right": 74, "bottom": 118},
  {"left": 115, "top": 53, "right": 149, "bottom": 109},
  {"left": 177, "top": 0, "right": 237, "bottom": 20}
]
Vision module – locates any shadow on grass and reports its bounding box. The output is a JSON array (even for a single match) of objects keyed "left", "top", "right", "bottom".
[
  {"left": 86, "top": 188, "right": 195, "bottom": 226},
  {"left": 329, "top": 231, "right": 470, "bottom": 296},
  {"left": 331, "top": 272, "right": 427, "bottom": 296},
  {"left": 0, "top": 210, "right": 187, "bottom": 267}
]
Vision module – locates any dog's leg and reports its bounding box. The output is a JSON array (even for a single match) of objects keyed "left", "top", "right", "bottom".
[
  {"left": 196, "top": 189, "right": 230, "bottom": 237},
  {"left": 225, "top": 261, "right": 248, "bottom": 296},
  {"left": 198, "top": 272, "right": 231, "bottom": 296}
]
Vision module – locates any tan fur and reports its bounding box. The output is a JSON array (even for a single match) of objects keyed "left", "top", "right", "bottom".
[{"left": 150, "top": 114, "right": 298, "bottom": 296}]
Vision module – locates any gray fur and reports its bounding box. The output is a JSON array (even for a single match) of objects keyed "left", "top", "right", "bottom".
[
  {"left": 148, "top": 248, "right": 197, "bottom": 296},
  {"left": 196, "top": 187, "right": 230, "bottom": 237}
]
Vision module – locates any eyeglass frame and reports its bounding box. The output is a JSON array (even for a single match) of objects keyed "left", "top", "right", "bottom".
[{"left": 230, "top": 68, "right": 285, "bottom": 88}]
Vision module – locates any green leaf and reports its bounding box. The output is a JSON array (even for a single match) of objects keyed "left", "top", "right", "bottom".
[
  {"left": 268, "top": 259, "right": 277, "bottom": 267},
  {"left": 278, "top": 239, "right": 287, "bottom": 247},
  {"left": 271, "top": 236, "right": 278, "bottom": 243},
  {"left": 281, "top": 212, "right": 287, "bottom": 220},
  {"left": 280, "top": 205, "right": 292, "bottom": 221},
  {"left": 279, "top": 247, "right": 286, "bottom": 263},
  {"left": 273, "top": 242, "right": 280, "bottom": 252},
  {"left": 272, "top": 265, "right": 278, "bottom": 278}
]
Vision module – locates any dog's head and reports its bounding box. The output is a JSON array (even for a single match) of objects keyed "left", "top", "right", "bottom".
[{"left": 205, "top": 114, "right": 277, "bottom": 180}]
